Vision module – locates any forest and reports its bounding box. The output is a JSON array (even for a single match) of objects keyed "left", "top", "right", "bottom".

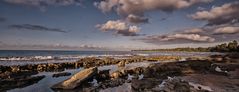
[{"left": 133, "top": 40, "right": 239, "bottom": 52}]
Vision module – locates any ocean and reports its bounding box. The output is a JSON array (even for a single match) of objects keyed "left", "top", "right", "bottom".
[{"left": 0, "top": 50, "right": 222, "bottom": 66}]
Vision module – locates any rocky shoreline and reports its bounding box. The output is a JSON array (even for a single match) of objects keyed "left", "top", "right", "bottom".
[{"left": 0, "top": 54, "right": 239, "bottom": 92}]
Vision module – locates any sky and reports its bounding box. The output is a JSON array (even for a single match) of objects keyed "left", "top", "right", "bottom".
[{"left": 0, "top": 0, "right": 238, "bottom": 51}]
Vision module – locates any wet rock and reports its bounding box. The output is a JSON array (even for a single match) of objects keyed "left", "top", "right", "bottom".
[
  {"left": 0, "top": 70, "right": 38, "bottom": 79},
  {"left": 51, "top": 67, "right": 98, "bottom": 89},
  {"left": 122, "top": 67, "right": 143, "bottom": 75},
  {"left": 52, "top": 72, "right": 71, "bottom": 78},
  {"left": 10, "top": 66, "right": 20, "bottom": 72},
  {"left": 82, "top": 87, "right": 98, "bottom": 92},
  {"left": 142, "top": 60, "right": 213, "bottom": 78},
  {"left": 117, "top": 61, "right": 126, "bottom": 67},
  {"left": 0, "top": 75, "right": 45, "bottom": 92},
  {"left": 152, "top": 78, "right": 191, "bottom": 92},
  {"left": 99, "top": 83, "right": 132, "bottom": 92},
  {"left": 228, "top": 69, "right": 239, "bottom": 79},
  {"left": 143, "top": 63, "right": 182, "bottom": 78},
  {"left": 96, "top": 70, "right": 110, "bottom": 81},
  {"left": 100, "top": 78, "right": 125, "bottom": 88},
  {"left": 110, "top": 71, "right": 124, "bottom": 79},
  {"left": 0, "top": 65, "right": 9, "bottom": 73},
  {"left": 131, "top": 78, "right": 161, "bottom": 90}
]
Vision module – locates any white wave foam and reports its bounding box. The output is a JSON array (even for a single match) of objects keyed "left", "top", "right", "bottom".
[{"left": 0, "top": 54, "right": 135, "bottom": 61}]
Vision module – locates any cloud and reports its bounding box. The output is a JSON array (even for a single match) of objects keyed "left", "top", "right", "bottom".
[
  {"left": 96, "top": 20, "right": 141, "bottom": 36},
  {"left": 94, "top": 0, "right": 212, "bottom": 23},
  {"left": 149, "top": 33, "right": 214, "bottom": 42},
  {"left": 4, "top": 0, "right": 83, "bottom": 10},
  {"left": 182, "top": 28, "right": 205, "bottom": 34},
  {"left": 136, "top": 24, "right": 239, "bottom": 45},
  {"left": 136, "top": 27, "right": 217, "bottom": 45},
  {"left": 213, "top": 26, "right": 239, "bottom": 35},
  {"left": 0, "top": 43, "right": 107, "bottom": 50},
  {"left": 126, "top": 14, "right": 148, "bottom": 24},
  {"left": 95, "top": 0, "right": 212, "bottom": 14},
  {"left": 190, "top": 1, "right": 239, "bottom": 26},
  {"left": 138, "top": 33, "right": 215, "bottom": 45},
  {"left": 8, "top": 24, "right": 68, "bottom": 33}
]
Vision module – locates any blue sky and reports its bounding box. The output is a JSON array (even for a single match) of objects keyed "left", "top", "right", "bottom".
[{"left": 0, "top": 0, "right": 238, "bottom": 50}]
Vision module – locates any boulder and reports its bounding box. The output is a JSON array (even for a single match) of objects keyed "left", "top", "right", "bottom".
[
  {"left": 51, "top": 67, "right": 98, "bottom": 89},
  {"left": 110, "top": 71, "right": 124, "bottom": 79},
  {"left": 117, "top": 61, "right": 126, "bottom": 67}
]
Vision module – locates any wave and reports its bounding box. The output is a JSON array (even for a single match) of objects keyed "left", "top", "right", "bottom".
[{"left": 0, "top": 54, "right": 143, "bottom": 61}]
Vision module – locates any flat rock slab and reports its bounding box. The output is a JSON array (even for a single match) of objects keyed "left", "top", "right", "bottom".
[{"left": 51, "top": 67, "right": 97, "bottom": 89}]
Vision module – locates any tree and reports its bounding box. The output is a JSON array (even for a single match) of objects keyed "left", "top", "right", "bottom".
[{"left": 228, "top": 40, "right": 238, "bottom": 51}]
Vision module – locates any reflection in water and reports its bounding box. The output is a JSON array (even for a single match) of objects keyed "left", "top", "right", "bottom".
[
  {"left": 8, "top": 68, "right": 83, "bottom": 92},
  {"left": 8, "top": 61, "right": 159, "bottom": 92},
  {"left": 0, "top": 75, "right": 45, "bottom": 92}
]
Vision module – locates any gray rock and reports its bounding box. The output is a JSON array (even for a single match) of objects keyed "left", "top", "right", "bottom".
[{"left": 51, "top": 67, "right": 98, "bottom": 89}]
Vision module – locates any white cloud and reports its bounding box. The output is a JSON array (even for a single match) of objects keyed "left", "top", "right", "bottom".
[
  {"left": 95, "top": 0, "right": 212, "bottom": 15},
  {"left": 213, "top": 26, "right": 239, "bottom": 35},
  {"left": 190, "top": 1, "right": 239, "bottom": 25},
  {"left": 98, "top": 20, "right": 128, "bottom": 31},
  {"left": 126, "top": 14, "right": 148, "bottom": 24},
  {"left": 183, "top": 28, "right": 205, "bottom": 34},
  {"left": 94, "top": 0, "right": 212, "bottom": 23},
  {"left": 137, "top": 32, "right": 215, "bottom": 45},
  {"left": 160, "top": 33, "right": 215, "bottom": 42},
  {"left": 96, "top": 20, "right": 141, "bottom": 36}
]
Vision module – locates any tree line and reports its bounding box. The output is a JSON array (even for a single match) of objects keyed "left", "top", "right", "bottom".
[{"left": 133, "top": 40, "right": 239, "bottom": 52}]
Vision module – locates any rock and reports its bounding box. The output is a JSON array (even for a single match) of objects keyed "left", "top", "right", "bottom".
[
  {"left": 0, "top": 75, "right": 45, "bottom": 92},
  {"left": 52, "top": 72, "right": 71, "bottom": 78},
  {"left": 228, "top": 69, "right": 239, "bottom": 79},
  {"left": 51, "top": 67, "right": 98, "bottom": 89},
  {"left": 99, "top": 83, "right": 132, "bottom": 92},
  {"left": 188, "top": 82, "right": 213, "bottom": 92},
  {"left": 131, "top": 78, "right": 160, "bottom": 90},
  {"left": 152, "top": 78, "right": 191, "bottom": 92},
  {"left": 117, "top": 61, "right": 126, "bottom": 67},
  {"left": 10, "top": 66, "right": 20, "bottom": 72},
  {"left": 0, "top": 70, "right": 38, "bottom": 79},
  {"left": 100, "top": 78, "right": 125, "bottom": 88},
  {"left": 210, "top": 65, "right": 228, "bottom": 76},
  {"left": 97, "top": 70, "right": 110, "bottom": 81},
  {"left": 174, "top": 81, "right": 191, "bottom": 92},
  {"left": 110, "top": 71, "right": 124, "bottom": 79}
]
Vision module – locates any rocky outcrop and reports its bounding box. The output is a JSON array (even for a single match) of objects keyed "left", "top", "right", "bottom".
[
  {"left": 0, "top": 56, "right": 182, "bottom": 79},
  {"left": 51, "top": 67, "right": 98, "bottom": 89}
]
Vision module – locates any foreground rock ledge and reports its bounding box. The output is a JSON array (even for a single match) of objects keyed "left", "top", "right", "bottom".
[{"left": 51, "top": 67, "right": 97, "bottom": 89}]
